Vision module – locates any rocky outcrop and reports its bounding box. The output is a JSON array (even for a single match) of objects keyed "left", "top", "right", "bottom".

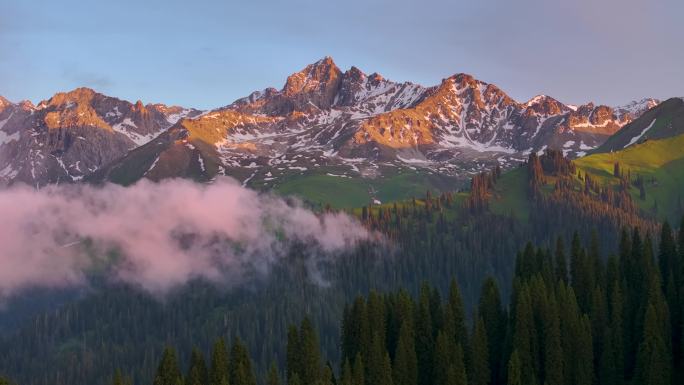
[
  {"left": 0, "top": 89, "right": 201, "bottom": 186},
  {"left": 2, "top": 57, "right": 660, "bottom": 188}
]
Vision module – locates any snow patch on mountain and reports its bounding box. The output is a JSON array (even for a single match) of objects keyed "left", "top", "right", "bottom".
[
  {"left": 625, "top": 119, "right": 657, "bottom": 148},
  {"left": 112, "top": 118, "right": 163, "bottom": 146}
]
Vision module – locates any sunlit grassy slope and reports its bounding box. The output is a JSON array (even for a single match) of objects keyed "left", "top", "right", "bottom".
[
  {"left": 489, "top": 166, "right": 531, "bottom": 221},
  {"left": 484, "top": 133, "right": 684, "bottom": 224},
  {"left": 575, "top": 134, "right": 684, "bottom": 222}
]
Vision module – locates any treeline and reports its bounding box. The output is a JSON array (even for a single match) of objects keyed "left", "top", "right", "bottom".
[
  {"left": 131, "top": 217, "right": 684, "bottom": 385},
  {"left": 0, "top": 150, "right": 674, "bottom": 385},
  {"left": 523, "top": 149, "right": 659, "bottom": 248}
]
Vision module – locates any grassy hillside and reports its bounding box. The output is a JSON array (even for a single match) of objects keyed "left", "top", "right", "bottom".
[
  {"left": 274, "top": 170, "right": 463, "bottom": 208},
  {"left": 488, "top": 166, "right": 532, "bottom": 221},
  {"left": 575, "top": 133, "right": 684, "bottom": 223}
]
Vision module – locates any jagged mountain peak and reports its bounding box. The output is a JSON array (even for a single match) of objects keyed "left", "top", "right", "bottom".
[
  {"left": 524, "top": 95, "right": 570, "bottom": 116},
  {"left": 282, "top": 56, "right": 342, "bottom": 96},
  {"left": 0, "top": 95, "right": 11, "bottom": 108},
  {"left": 18, "top": 100, "right": 35, "bottom": 111},
  {"left": 342, "top": 66, "right": 367, "bottom": 82},
  {"left": 3, "top": 61, "right": 663, "bottom": 189},
  {"left": 613, "top": 98, "right": 660, "bottom": 121},
  {"left": 45, "top": 87, "right": 99, "bottom": 108}
]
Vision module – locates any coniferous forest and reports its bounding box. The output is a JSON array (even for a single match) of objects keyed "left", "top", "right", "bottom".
[
  {"left": 0, "top": 152, "right": 682, "bottom": 385},
  {"left": 107, "top": 222, "right": 684, "bottom": 385}
]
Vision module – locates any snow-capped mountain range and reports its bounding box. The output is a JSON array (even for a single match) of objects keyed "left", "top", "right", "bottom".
[{"left": 0, "top": 57, "right": 660, "bottom": 187}]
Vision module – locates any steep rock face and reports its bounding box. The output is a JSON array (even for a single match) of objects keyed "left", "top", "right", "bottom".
[
  {"left": 4, "top": 57, "right": 661, "bottom": 188},
  {"left": 0, "top": 89, "right": 201, "bottom": 186},
  {"left": 93, "top": 57, "right": 658, "bottom": 188},
  {"left": 230, "top": 57, "right": 343, "bottom": 116}
]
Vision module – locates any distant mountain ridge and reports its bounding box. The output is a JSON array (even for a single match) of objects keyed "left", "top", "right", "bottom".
[
  {"left": 0, "top": 57, "right": 661, "bottom": 187},
  {"left": 593, "top": 97, "right": 684, "bottom": 153},
  {"left": 0, "top": 88, "right": 201, "bottom": 186}
]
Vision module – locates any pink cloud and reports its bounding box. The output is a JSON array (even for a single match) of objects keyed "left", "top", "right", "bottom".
[{"left": 0, "top": 178, "right": 370, "bottom": 298}]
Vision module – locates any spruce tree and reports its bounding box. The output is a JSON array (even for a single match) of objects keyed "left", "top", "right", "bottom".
[
  {"left": 367, "top": 291, "right": 387, "bottom": 349},
  {"left": 367, "top": 331, "right": 389, "bottom": 385},
  {"left": 287, "top": 326, "right": 301, "bottom": 383},
  {"left": 636, "top": 303, "right": 671, "bottom": 385},
  {"left": 415, "top": 287, "right": 434, "bottom": 385},
  {"left": 555, "top": 237, "right": 568, "bottom": 284},
  {"left": 153, "top": 347, "right": 183, "bottom": 385},
  {"left": 290, "top": 374, "right": 302, "bottom": 385},
  {"left": 575, "top": 315, "right": 594, "bottom": 385},
  {"left": 658, "top": 222, "right": 678, "bottom": 288},
  {"left": 443, "top": 279, "right": 468, "bottom": 376},
  {"left": 453, "top": 344, "right": 468, "bottom": 385},
  {"left": 187, "top": 348, "right": 209, "bottom": 385},
  {"left": 298, "top": 318, "right": 322, "bottom": 385},
  {"left": 379, "top": 352, "right": 394, "bottom": 385},
  {"left": 478, "top": 277, "right": 506, "bottom": 385},
  {"left": 591, "top": 286, "right": 608, "bottom": 384},
  {"left": 340, "top": 359, "right": 352, "bottom": 385},
  {"left": 599, "top": 328, "right": 617, "bottom": 385},
  {"left": 433, "top": 331, "right": 453, "bottom": 385},
  {"left": 507, "top": 350, "right": 522, "bottom": 385},
  {"left": 609, "top": 282, "right": 625, "bottom": 385},
  {"left": 392, "top": 322, "right": 417, "bottom": 385},
  {"left": 112, "top": 369, "right": 129, "bottom": 385},
  {"left": 470, "top": 317, "right": 490, "bottom": 385},
  {"left": 512, "top": 285, "right": 536, "bottom": 385},
  {"left": 229, "top": 337, "right": 256, "bottom": 385},
  {"left": 352, "top": 354, "right": 364, "bottom": 385},
  {"left": 210, "top": 338, "right": 230, "bottom": 385},
  {"left": 543, "top": 295, "right": 563, "bottom": 385},
  {"left": 267, "top": 362, "right": 281, "bottom": 385}
]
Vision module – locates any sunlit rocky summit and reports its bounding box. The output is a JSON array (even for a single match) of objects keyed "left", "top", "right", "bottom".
[{"left": 0, "top": 57, "right": 659, "bottom": 187}]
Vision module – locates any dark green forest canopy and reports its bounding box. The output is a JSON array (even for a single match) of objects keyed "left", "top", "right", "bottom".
[
  {"left": 0, "top": 151, "right": 681, "bottom": 385},
  {"left": 118, "top": 219, "right": 684, "bottom": 385}
]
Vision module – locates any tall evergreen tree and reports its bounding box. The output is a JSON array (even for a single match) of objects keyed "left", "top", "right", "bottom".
[
  {"left": 187, "top": 348, "right": 209, "bottom": 385},
  {"left": 340, "top": 359, "right": 353, "bottom": 385},
  {"left": 297, "top": 318, "right": 322, "bottom": 385},
  {"left": 378, "top": 352, "right": 394, "bottom": 385},
  {"left": 267, "top": 362, "right": 281, "bottom": 385},
  {"left": 470, "top": 317, "right": 490, "bottom": 385},
  {"left": 555, "top": 237, "right": 568, "bottom": 284},
  {"left": 342, "top": 298, "right": 370, "bottom": 367},
  {"left": 543, "top": 295, "right": 563, "bottom": 385},
  {"left": 433, "top": 331, "right": 454, "bottom": 385},
  {"left": 153, "top": 347, "right": 183, "bottom": 385},
  {"left": 608, "top": 282, "right": 625, "bottom": 385},
  {"left": 392, "top": 322, "right": 417, "bottom": 385},
  {"left": 367, "top": 331, "right": 389, "bottom": 385},
  {"left": 210, "top": 338, "right": 230, "bottom": 385},
  {"left": 575, "top": 315, "right": 594, "bottom": 385},
  {"left": 229, "top": 337, "right": 256, "bottom": 385},
  {"left": 352, "top": 355, "right": 364, "bottom": 385},
  {"left": 636, "top": 304, "right": 671, "bottom": 385},
  {"left": 415, "top": 286, "right": 435, "bottom": 385},
  {"left": 478, "top": 277, "right": 506, "bottom": 385},
  {"left": 287, "top": 326, "right": 301, "bottom": 383},
  {"left": 452, "top": 344, "right": 468, "bottom": 385},
  {"left": 507, "top": 350, "right": 523, "bottom": 385},
  {"left": 512, "top": 285, "right": 536, "bottom": 385},
  {"left": 111, "top": 369, "right": 130, "bottom": 385}
]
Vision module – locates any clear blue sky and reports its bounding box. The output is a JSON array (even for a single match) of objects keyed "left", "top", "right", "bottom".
[{"left": 1, "top": 0, "right": 682, "bottom": 109}]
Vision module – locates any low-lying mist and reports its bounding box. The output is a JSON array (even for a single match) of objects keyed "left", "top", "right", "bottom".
[{"left": 0, "top": 178, "right": 371, "bottom": 299}]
